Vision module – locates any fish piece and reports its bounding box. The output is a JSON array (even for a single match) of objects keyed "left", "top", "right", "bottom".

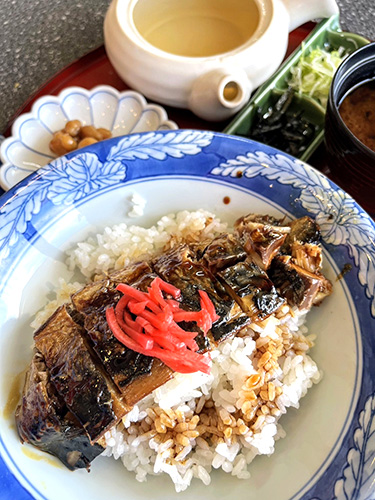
[
  {"left": 314, "top": 275, "right": 333, "bottom": 306},
  {"left": 217, "top": 261, "right": 285, "bottom": 320},
  {"left": 72, "top": 262, "right": 152, "bottom": 323},
  {"left": 114, "top": 270, "right": 175, "bottom": 403},
  {"left": 281, "top": 216, "right": 321, "bottom": 254},
  {"left": 201, "top": 233, "right": 247, "bottom": 273},
  {"left": 291, "top": 241, "right": 323, "bottom": 274},
  {"left": 153, "top": 245, "right": 207, "bottom": 312},
  {"left": 72, "top": 262, "right": 155, "bottom": 391},
  {"left": 234, "top": 214, "right": 290, "bottom": 270},
  {"left": 16, "top": 211, "right": 334, "bottom": 475},
  {"left": 288, "top": 241, "right": 331, "bottom": 305},
  {"left": 15, "top": 351, "right": 104, "bottom": 470},
  {"left": 236, "top": 214, "right": 285, "bottom": 227},
  {"left": 34, "top": 305, "right": 128, "bottom": 443},
  {"left": 120, "top": 359, "right": 173, "bottom": 407},
  {"left": 269, "top": 255, "right": 332, "bottom": 310},
  {"left": 153, "top": 244, "right": 250, "bottom": 344}
]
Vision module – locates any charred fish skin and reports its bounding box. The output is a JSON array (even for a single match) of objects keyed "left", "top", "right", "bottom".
[
  {"left": 15, "top": 352, "right": 104, "bottom": 471},
  {"left": 201, "top": 233, "right": 247, "bottom": 274},
  {"left": 198, "top": 229, "right": 285, "bottom": 322},
  {"left": 269, "top": 255, "right": 330, "bottom": 311},
  {"left": 268, "top": 214, "right": 332, "bottom": 310},
  {"left": 152, "top": 245, "right": 206, "bottom": 312},
  {"left": 204, "top": 278, "right": 250, "bottom": 344},
  {"left": 236, "top": 214, "right": 285, "bottom": 227},
  {"left": 76, "top": 299, "right": 153, "bottom": 390},
  {"left": 53, "top": 431, "right": 104, "bottom": 471},
  {"left": 234, "top": 214, "right": 290, "bottom": 270},
  {"left": 72, "top": 262, "right": 175, "bottom": 397},
  {"left": 72, "top": 261, "right": 152, "bottom": 320},
  {"left": 34, "top": 305, "right": 119, "bottom": 443},
  {"left": 232, "top": 214, "right": 327, "bottom": 312},
  {"left": 281, "top": 216, "right": 321, "bottom": 254},
  {"left": 72, "top": 262, "right": 155, "bottom": 390},
  {"left": 152, "top": 244, "right": 250, "bottom": 345},
  {"left": 217, "top": 261, "right": 285, "bottom": 320},
  {"left": 152, "top": 244, "right": 213, "bottom": 345},
  {"left": 210, "top": 309, "right": 250, "bottom": 343}
]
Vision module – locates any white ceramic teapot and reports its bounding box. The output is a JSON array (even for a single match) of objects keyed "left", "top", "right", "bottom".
[{"left": 104, "top": 0, "right": 339, "bottom": 121}]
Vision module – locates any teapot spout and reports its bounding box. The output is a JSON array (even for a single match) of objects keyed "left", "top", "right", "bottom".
[
  {"left": 283, "top": 0, "right": 339, "bottom": 32},
  {"left": 188, "top": 68, "right": 252, "bottom": 122}
]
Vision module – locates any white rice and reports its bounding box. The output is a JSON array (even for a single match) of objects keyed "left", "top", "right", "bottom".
[
  {"left": 35, "top": 209, "right": 322, "bottom": 492},
  {"left": 66, "top": 209, "right": 228, "bottom": 278},
  {"left": 102, "top": 325, "right": 320, "bottom": 492}
]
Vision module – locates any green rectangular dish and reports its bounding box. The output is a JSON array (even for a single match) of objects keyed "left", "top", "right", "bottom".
[{"left": 223, "top": 15, "right": 369, "bottom": 162}]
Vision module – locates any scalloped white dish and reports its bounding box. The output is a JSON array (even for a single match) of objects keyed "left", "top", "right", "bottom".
[
  {"left": 0, "top": 130, "right": 374, "bottom": 500},
  {"left": 0, "top": 85, "right": 178, "bottom": 191}
]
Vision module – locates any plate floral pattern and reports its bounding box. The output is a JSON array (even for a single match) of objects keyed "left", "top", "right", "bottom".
[
  {"left": 0, "top": 85, "right": 178, "bottom": 191},
  {"left": 0, "top": 130, "right": 374, "bottom": 500}
]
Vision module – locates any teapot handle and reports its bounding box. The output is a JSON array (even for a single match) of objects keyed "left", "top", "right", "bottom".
[{"left": 282, "top": 0, "right": 339, "bottom": 32}]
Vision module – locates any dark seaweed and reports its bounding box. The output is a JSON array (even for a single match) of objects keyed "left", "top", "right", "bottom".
[{"left": 245, "top": 88, "right": 318, "bottom": 157}]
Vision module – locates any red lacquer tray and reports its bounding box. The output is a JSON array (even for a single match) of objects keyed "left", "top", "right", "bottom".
[{"left": 4, "top": 22, "right": 328, "bottom": 174}]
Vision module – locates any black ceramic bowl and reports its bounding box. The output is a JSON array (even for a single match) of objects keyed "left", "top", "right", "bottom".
[{"left": 325, "top": 42, "right": 375, "bottom": 215}]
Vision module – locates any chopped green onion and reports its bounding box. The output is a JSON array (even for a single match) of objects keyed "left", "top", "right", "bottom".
[{"left": 288, "top": 45, "right": 344, "bottom": 107}]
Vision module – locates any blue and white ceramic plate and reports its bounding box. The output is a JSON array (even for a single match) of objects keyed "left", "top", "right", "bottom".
[
  {"left": 0, "top": 130, "right": 374, "bottom": 500},
  {"left": 0, "top": 85, "right": 178, "bottom": 191}
]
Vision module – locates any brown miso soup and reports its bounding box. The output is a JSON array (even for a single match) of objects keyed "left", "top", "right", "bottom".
[{"left": 339, "top": 79, "right": 375, "bottom": 152}]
